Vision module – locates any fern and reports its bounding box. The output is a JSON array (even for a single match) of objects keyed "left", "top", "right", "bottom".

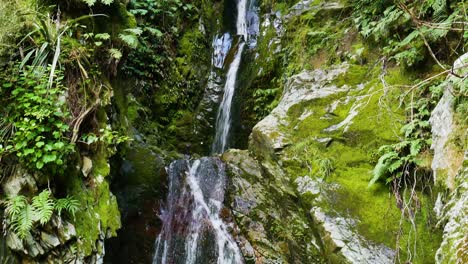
[
  {"left": 55, "top": 197, "right": 80, "bottom": 219},
  {"left": 2, "top": 190, "right": 80, "bottom": 240},
  {"left": 369, "top": 151, "right": 399, "bottom": 187},
  {"left": 31, "top": 189, "right": 54, "bottom": 225},
  {"left": 82, "top": 0, "right": 113, "bottom": 6},
  {"left": 4, "top": 195, "right": 27, "bottom": 219},
  {"left": 109, "top": 48, "right": 122, "bottom": 60},
  {"left": 119, "top": 34, "right": 139, "bottom": 49},
  {"left": 124, "top": 28, "right": 143, "bottom": 36},
  {"left": 11, "top": 204, "right": 34, "bottom": 239}
]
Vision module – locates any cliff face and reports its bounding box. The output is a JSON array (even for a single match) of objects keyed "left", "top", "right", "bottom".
[{"left": 220, "top": 1, "right": 466, "bottom": 264}]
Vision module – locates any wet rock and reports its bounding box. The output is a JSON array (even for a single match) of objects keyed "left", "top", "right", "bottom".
[
  {"left": 6, "top": 233, "right": 24, "bottom": 253},
  {"left": 250, "top": 64, "right": 349, "bottom": 153},
  {"left": 436, "top": 156, "right": 468, "bottom": 264},
  {"left": 40, "top": 232, "right": 61, "bottom": 251},
  {"left": 24, "top": 233, "right": 45, "bottom": 257},
  {"left": 312, "top": 207, "right": 395, "bottom": 264},
  {"left": 432, "top": 53, "right": 468, "bottom": 264},
  {"left": 57, "top": 221, "right": 77, "bottom": 243},
  {"left": 295, "top": 176, "right": 321, "bottom": 195},
  {"left": 285, "top": 1, "right": 346, "bottom": 20},
  {"left": 2, "top": 167, "right": 37, "bottom": 196},
  {"left": 223, "top": 149, "right": 323, "bottom": 263},
  {"left": 82, "top": 156, "right": 93, "bottom": 177}
]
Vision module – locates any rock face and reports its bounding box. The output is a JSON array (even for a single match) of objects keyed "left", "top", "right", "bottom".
[
  {"left": 5, "top": 215, "right": 78, "bottom": 263},
  {"left": 251, "top": 64, "right": 349, "bottom": 151},
  {"left": 226, "top": 53, "right": 444, "bottom": 263},
  {"left": 429, "top": 52, "right": 466, "bottom": 188},
  {"left": 431, "top": 53, "right": 468, "bottom": 264},
  {"left": 435, "top": 158, "right": 468, "bottom": 264},
  {"left": 1, "top": 152, "right": 121, "bottom": 263},
  {"left": 222, "top": 149, "right": 323, "bottom": 263}
]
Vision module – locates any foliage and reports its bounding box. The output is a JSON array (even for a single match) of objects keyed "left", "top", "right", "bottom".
[
  {"left": 352, "top": 0, "right": 467, "bottom": 67},
  {"left": 123, "top": 0, "right": 197, "bottom": 80},
  {"left": 0, "top": 0, "right": 27, "bottom": 59},
  {"left": 0, "top": 66, "right": 74, "bottom": 171},
  {"left": 81, "top": 0, "right": 114, "bottom": 6},
  {"left": 19, "top": 11, "right": 106, "bottom": 87},
  {"left": 81, "top": 127, "right": 130, "bottom": 146},
  {"left": 253, "top": 87, "right": 279, "bottom": 120},
  {"left": 2, "top": 189, "right": 79, "bottom": 239},
  {"left": 369, "top": 83, "right": 442, "bottom": 186}
]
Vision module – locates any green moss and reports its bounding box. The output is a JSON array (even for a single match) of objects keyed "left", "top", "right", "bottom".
[
  {"left": 66, "top": 149, "right": 121, "bottom": 256},
  {"left": 331, "top": 64, "right": 369, "bottom": 87},
  {"left": 274, "top": 56, "right": 441, "bottom": 262}
]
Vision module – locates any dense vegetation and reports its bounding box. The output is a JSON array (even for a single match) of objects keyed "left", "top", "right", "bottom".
[{"left": 0, "top": 0, "right": 466, "bottom": 263}]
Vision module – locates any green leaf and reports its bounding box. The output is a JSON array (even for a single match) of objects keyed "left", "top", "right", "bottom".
[
  {"left": 53, "top": 142, "right": 65, "bottom": 149},
  {"left": 42, "top": 154, "right": 57, "bottom": 163},
  {"left": 119, "top": 34, "right": 139, "bottom": 49},
  {"left": 124, "top": 28, "right": 143, "bottom": 36},
  {"left": 36, "top": 161, "right": 44, "bottom": 169},
  {"left": 109, "top": 48, "right": 122, "bottom": 60},
  {"left": 94, "top": 33, "right": 110, "bottom": 40}
]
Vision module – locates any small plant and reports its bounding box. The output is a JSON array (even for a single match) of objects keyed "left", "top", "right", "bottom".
[
  {"left": 353, "top": 0, "right": 467, "bottom": 68},
  {"left": 2, "top": 189, "right": 79, "bottom": 239},
  {"left": 253, "top": 87, "right": 279, "bottom": 120},
  {"left": 81, "top": 126, "right": 130, "bottom": 146},
  {"left": 370, "top": 86, "right": 438, "bottom": 186},
  {"left": 82, "top": 0, "right": 114, "bottom": 6},
  {"left": 0, "top": 66, "right": 74, "bottom": 170}
]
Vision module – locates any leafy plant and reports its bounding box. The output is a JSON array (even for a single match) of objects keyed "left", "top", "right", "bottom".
[
  {"left": 19, "top": 12, "right": 105, "bottom": 87},
  {"left": 369, "top": 85, "right": 440, "bottom": 186},
  {"left": 0, "top": 66, "right": 74, "bottom": 170},
  {"left": 352, "top": 0, "right": 467, "bottom": 67},
  {"left": 81, "top": 127, "right": 130, "bottom": 146},
  {"left": 253, "top": 87, "right": 279, "bottom": 120},
  {"left": 81, "top": 0, "right": 114, "bottom": 6},
  {"left": 2, "top": 189, "right": 79, "bottom": 239}
]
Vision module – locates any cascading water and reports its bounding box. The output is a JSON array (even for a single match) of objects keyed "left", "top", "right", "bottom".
[
  {"left": 212, "top": 42, "right": 246, "bottom": 154},
  {"left": 152, "top": 158, "right": 242, "bottom": 264},
  {"left": 153, "top": 1, "right": 258, "bottom": 263}
]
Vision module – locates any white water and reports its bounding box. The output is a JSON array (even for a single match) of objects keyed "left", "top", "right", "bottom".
[
  {"left": 236, "top": 0, "right": 248, "bottom": 40},
  {"left": 212, "top": 42, "right": 246, "bottom": 154},
  {"left": 153, "top": 0, "right": 255, "bottom": 263},
  {"left": 185, "top": 160, "right": 243, "bottom": 264}
]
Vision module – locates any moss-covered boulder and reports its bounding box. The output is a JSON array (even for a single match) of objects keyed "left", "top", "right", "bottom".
[{"left": 231, "top": 59, "right": 442, "bottom": 263}]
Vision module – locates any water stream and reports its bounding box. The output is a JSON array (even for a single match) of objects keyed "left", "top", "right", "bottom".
[
  {"left": 152, "top": 1, "right": 258, "bottom": 263},
  {"left": 212, "top": 42, "right": 246, "bottom": 154}
]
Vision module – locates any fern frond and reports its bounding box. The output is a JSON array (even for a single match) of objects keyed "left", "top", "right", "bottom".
[
  {"left": 11, "top": 204, "right": 34, "bottom": 239},
  {"left": 124, "top": 28, "right": 143, "bottom": 36},
  {"left": 119, "top": 34, "right": 139, "bottom": 49},
  {"left": 31, "top": 189, "right": 54, "bottom": 225},
  {"left": 4, "top": 195, "right": 27, "bottom": 219},
  {"left": 55, "top": 197, "right": 80, "bottom": 219},
  {"left": 369, "top": 151, "right": 399, "bottom": 187}
]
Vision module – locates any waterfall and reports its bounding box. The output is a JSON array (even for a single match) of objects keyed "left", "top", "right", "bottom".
[
  {"left": 236, "top": 0, "right": 248, "bottom": 40},
  {"left": 152, "top": 158, "right": 242, "bottom": 264},
  {"left": 153, "top": 1, "right": 259, "bottom": 263},
  {"left": 212, "top": 42, "right": 246, "bottom": 154}
]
